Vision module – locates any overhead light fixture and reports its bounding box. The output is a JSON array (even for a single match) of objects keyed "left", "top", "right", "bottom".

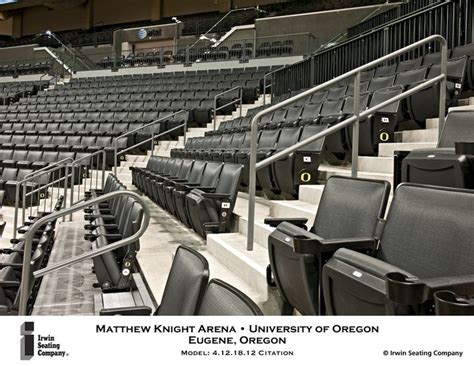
[{"left": 171, "top": 16, "right": 181, "bottom": 24}]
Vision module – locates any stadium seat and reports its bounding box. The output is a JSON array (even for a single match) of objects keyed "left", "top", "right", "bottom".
[
  {"left": 266, "top": 176, "right": 390, "bottom": 315},
  {"left": 197, "top": 279, "right": 263, "bottom": 316},
  {"left": 322, "top": 183, "right": 474, "bottom": 315},
  {"left": 401, "top": 110, "right": 474, "bottom": 188}
]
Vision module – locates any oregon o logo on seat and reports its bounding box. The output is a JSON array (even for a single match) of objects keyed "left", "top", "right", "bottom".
[
  {"left": 379, "top": 131, "right": 390, "bottom": 142},
  {"left": 300, "top": 171, "right": 312, "bottom": 183}
]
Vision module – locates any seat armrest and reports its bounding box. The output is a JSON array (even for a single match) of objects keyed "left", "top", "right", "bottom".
[
  {"left": 190, "top": 186, "right": 216, "bottom": 193},
  {"left": 201, "top": 192, "right": 230, "bottom": 200},
  {"left": 386, "top": 272, "right": 474, "bottom": 306},
  {"left": 264, "top": 217, "right": 308, "bottom": 228},
  {"left": 99, "top": 306, "right": 152, "bottom": 316},
  {"left": 293, "top": 234, "right": 376, "bottom": 255}
]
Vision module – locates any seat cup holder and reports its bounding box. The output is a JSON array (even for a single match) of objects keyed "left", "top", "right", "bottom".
[
  {"left": 434, "top": 290, "right": 474, "bottom": 315},
  {"left": 385, "top": 272, "right": 426, "bottom": 305},
  {"left": 455, "top": 141, "right": 474, "bottom": 155}
]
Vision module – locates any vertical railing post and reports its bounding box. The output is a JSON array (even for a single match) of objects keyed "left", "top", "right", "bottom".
[
  {"left": 351, "top": 72, "right": 361, "bottom": 178},
  {"left": 438, "top": 40, "right": 448, "bottom": 137},
  {"left": 185, "top": 45, "right": 190, "bottom": 66},
  {"left": 183, "top": 119, "right": 188, "bottom": 145},
  {"left": 151, "top": 130, "right": 155, "bottom": 157},
  {"left": 13, "top": 182, "right": 20, "bottom": 239},
  {"left": 213, "top": 96, "right": 218, "bottom": 130},
  {"left": 246, "top": 114, "right": 260, "bottom": 251},
  {"left": 263, "top": 74, "right": 267, "bottom": 106},
  {"left": 113, "top": 139, "right": 118, "bottom": 176},
  {"left": 62, "top": 165, "right": 68, "bottom": 222},
  {"left": 239, "top": 87, "right": 243, "bottom": 117},
  {"left": 70, "top": 163, "right": 75, "bottom": 220}
]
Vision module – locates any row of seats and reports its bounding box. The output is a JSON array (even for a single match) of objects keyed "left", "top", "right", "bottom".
[
  {"left": 67, "top": 66, "right": 278, "bottom": 80},
  {"left": 267, "top": 176, "right": 474, "bottom": 315},
  {"left": 172, "top": 124, "right": 324, "bottom": 198},
  {"left": 83, "top": 175, "right": 143, "bottom": 291},
  {"left": 0, "top": 135, "right": 124, "bottom": 169},
  {"left": 0, "top": 148, "right": 91, "bottom": 205},
  {"left": 0, "top": 109, "right": 202, "bottom": 132},
  {"left": 100, "top": 245, "right": 262, "bottom": 316},
  {"left": 82, "top": 174, "right": 258, "bottom": 316},
  {"left": 0, "top": 61, "right": 52, "bottom": 78},
  {"left": 131, "top": 157, "right": 242, "bottom": 238},
  {"left": 0, "top": 80, "right": 48, "bottom": 104},
  {"left": 0, "top": 197, "right": 63, "bottom": 314}
]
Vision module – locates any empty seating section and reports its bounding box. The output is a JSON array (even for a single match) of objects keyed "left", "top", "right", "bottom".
[
  {"left": 172, "top": 49, "right": 473, "bottom": 200},
  {"left": 0, "top": 67, "right": 275, "bottom": 205},
  {"left": 131, "top": 157, "right": 242, "bottom": 238},
  {"left": 0, "top": 61, "right": 52, "bottom": 77},
  {"left": 0, "top": 80, "right": 48, "bottom": 104}
]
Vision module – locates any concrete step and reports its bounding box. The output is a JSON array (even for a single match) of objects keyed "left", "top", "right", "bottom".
[
  {"left": 357, "top": 156, "right": 393, "bottom": 174},
  {"left": 426, "top": 118, "right": 439, "bottom": 129},
  {"left": 378, "top": 142, "right": 436, "bottom": 157},
  {"left": 237, "top": 216, "right": 274, "bottom": 249},
  {"left": 206, "top": 232, "right": 269, "bottom": 296},
  {"left": 298, "top": 184, "right": 324, "bottom": 206},
  {"left": 319, "top": 164, "right": 393, "bottom": 187},
  {"left": 233, "top": 194, "right": 271, "bottom": 221},
  {"left": 395, "top": 128, "right": 438, "bottom": 143},
  {"left": 457, "top": 97, "right": 474, "bottom": 106},
  {"left": 270, "top": 199, "right": 317, "bottom": 223}
]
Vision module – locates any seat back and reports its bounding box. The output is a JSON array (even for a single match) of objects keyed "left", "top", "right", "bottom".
[
  {"left": 157, "top": 246, "right": 209, "bottom": 315},
  {"left": 199, "top": 162, "right": 223, "bottom": 186},
  {"left": 215, "top": 164, "right": 243, "bottom": 204},
  {"left": 438, "top": 110, "right": 474, "bottom": 148},
  {"left": 186, "top": 160, "right": 206, "bottom": 183},
  {"left": 312, "top": 176, "right": 390, "bottom": 238},
  {"left": 198, "top": 279, "right": 262, "bottom": 315},
  {"left": 376, "top": 184, "right": 474, "bottom": 278}
]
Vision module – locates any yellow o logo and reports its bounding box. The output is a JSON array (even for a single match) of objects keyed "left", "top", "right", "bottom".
[
  {"left": 379, "top": 132, "right": 390, "bottom": 142},
  {"left": 300, "top": 172, "right": 312, "bottom": 183}
]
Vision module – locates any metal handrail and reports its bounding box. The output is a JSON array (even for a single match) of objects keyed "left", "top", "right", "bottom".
[
  {"left": 69, "top": 150, "right": 107, "bottom": 215},
  {"left": 262, "top": 65, "right": 287, "bottom": 106},
  {"left": 313, "top": 0, "right": 452, "bottom": 58},
  {"left": 112, "top": 109, "right": 188, "bottom": 175},
  {"left": 213, "top": 86, "right": 243, "bottom": 130},
  {"left": 246, "top": 34, "right": 448, "bottom": 250},
  {"left": 18, "top": 190, "right": 151, "bottom": 315},
  {"left": 13, "top": 158, "right": 73, "bottom": 238}
]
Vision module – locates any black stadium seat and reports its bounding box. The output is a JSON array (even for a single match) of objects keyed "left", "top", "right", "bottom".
[
  {"left": 197, "top": 279, "right": 262, "bottom": 316},
  {"left": 322, "top": 184, "right": 474, "bottom": 315},
  {"left": 186, "top": 163, "right": 242, "bottom": 237},
  {"left": 266, "top": 176, "right": 390, "bottom": 315},
  {"left": 401, "top": 110, "right": 474, "bottom": 188}
]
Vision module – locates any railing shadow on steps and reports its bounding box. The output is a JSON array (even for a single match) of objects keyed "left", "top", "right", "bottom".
[{"left": 246, "top": 34, "right": 448, "bottom": 251}]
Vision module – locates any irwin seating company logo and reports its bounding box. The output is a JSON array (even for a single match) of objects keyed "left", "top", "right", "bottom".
[{"left": 20, "top": 321, "right": 69, "bottom": 360}]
